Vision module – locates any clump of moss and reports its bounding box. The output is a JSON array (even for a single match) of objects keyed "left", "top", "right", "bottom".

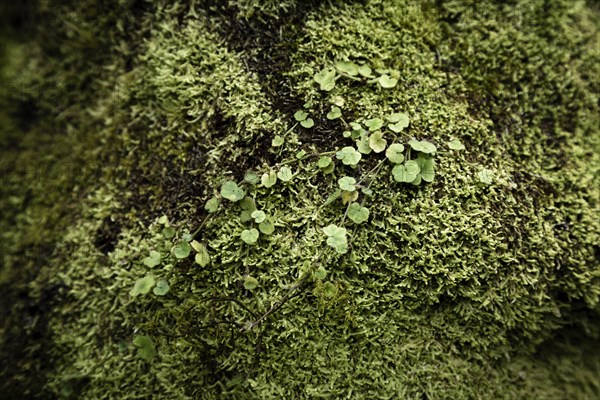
[{"left": 1, "top": 0, "right": 599, "bottom": 399}]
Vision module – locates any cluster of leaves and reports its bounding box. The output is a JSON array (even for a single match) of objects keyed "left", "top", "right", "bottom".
[{"left": 313, "top": 60, "right": 400, "bottom": 91}]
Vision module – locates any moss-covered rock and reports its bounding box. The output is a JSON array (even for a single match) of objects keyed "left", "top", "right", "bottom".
[{"left": 1, "top": 0, "right": 599, "bottom": 398}]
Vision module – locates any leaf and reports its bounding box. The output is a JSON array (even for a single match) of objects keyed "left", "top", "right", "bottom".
[
  {"left": 392, "top": 161, "right": 420, "bottom": 183},
  {"left": 294, "top": 110, "right": 308, "bottom": 121},
  {"left": 162, "top": 226, "right": 175, "bottom": 239},
  {"left": 296, "top": 149, "right": 307, "bottom": 159},
  {"left": 271, "top": 135, "right": 284, "bottom": 147},
  {"left": 133, "top": 335, "right": 156, "bottom": 362},
  {"left": 205, "top": 197, "right": 220, "bottom": 213},
  {"left": 300, "top": 118, "right": 314, "bottom": 128},
  {"left": 409, "top": 140, "right": 437, "bottom": 154},
  {"left": 129, "top": 275, "right": 156, "bottom": 297},
  {"left": 258, "top": 219, "right": 275, "bottom": 235},
  {"left": 358, "top": 64, "right": 373, "bottom": 77},
  {"left": 322, "top": 224, "right": 348, "bottom": 254},
  {"left": 356, "top": 133, "right": 372, "bottom": 155},
  {"left": 157, "top": 215, "right": 169, "bottom": 225},
  {"left": 239, "top": 197, "right": 256, "bottom": 211},
  {"left": 418, "top": 155, "right": 435, "bottom": 183},
  {"left": 244, "top": 172, "right": 260, "bottom": 185},
  {"left": 241, "top": 228, "right": 259, "bottom": 244},
  {"left": 448, "top": 138, "right": 465, "bottom": 150},
  {"left": 335, "top": 61, "right": 359, "bottom": 76},
  {"left": 251, "top": 210, "right": 267, "bottom": 223},
  {"left": 313, "top": 266, "right": 327, "bottom": 280},
  {"left": 404, "top": 160, "right": 421, "bottom": 180},
  {"left": 378, "top": 74, "right": 398, "bottom": 88},
  {"left": 261, "top": 171, "right": 277, "bottom": 188},
  {"left": 277, "top": 166, "right": 293, "bottom": 182},
  {"left": 192, "top": 241, "right": 210, "bottom": 266},
  {"left": 341, "top": 190, "right": 359, "bottom": 204},
  {"left": 386, "top": 143, "right": 405, "bottom": 163},
  {"left": 143, "top": 250, "right": 161, "bottom": 268},
  {"left": 153, "top": 280, "right": 170, "bottom": 296},
  {"left": 220, "top": 181, "right": 245, "bottom": 202},
  {"left": 171, "top": 242, "right": 191, "bottom": 259},
  {"left": 347, "top": 203, "right": 370, "bottom": 224},
  {"left": 349, "top": 122, "right": 362, "bottom": 131},
  {"left": 338, "top": 176, "right": 357, "bottom": 192},
  {"left": 365, "top": 118, "right": 384, "bottom": 131},
  {"left": 478, "top": 168, "right": 493, "bottom": 184},
  {"left": 181, "top": 233, "right": 193, "bottom": 242},
  {"left": 369, "top": 131, "right": 387, "bottom": 153},
  {"left": 313, "top": 68, "right": 336, "bottom": 91},
  {"left": 387, "top": 113, "right": 409, "bottom": 133},
  {"left": 317, "top": 156, "right": 332, "bottom": 169},
  {"left": 323, "top": 282, "right": 337, "bottom": 298},
  {"left": 326, "top": 106, "right": 342, "bottom": 120},
  {"left": 244, "top": 276, "right": 259, "bottom": 290},
  {"left": 336, "top": 146, "right": 362, "bottom": 166}
]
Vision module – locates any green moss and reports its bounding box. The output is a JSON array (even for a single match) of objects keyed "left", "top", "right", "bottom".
[{"left": 1, "top": 0, "right": 599, "bottom": 398}]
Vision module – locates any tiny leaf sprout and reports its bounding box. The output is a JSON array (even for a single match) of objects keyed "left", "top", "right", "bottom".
[
  {"left": 162, "top": 226, "right": 176, "bottom": 239},
  {"left": 416, "top": 154, "right": 435, "bottom": 183},
  {"left": 271, "top": 135, "right": 284, "bottom": 147},
  {"left": 294, "top": 110, "right": 308, "bottom": 122},
  {"left": 313, "top": 266, "right": 327, "bottom": 280},
  {"left": 205, "top": 197, "right": 220, "bottom": 213},
  {"left": 341, "top": 190, "right": 359, "bottom": 204},
  {"left": 191, "top": 240, "right": 210, "bottom": 267},
  {"left": 386, "top": 143, "right": 405, "bottom": 163},
  {"left": 336, "top": 146, "right": 362, "bottom": 166},
  {"left": 129, "top": 275, "right": 156, "bottom": 297},
  {"left": 326, "top": 106, "right": 342, "bottom": 120},
  {"left": 317, "top": 156, "right": 332, "bottom": 169},
  {"left": 143, "top": 250, "right": 161, "bottom": 268},
  {"left": 244, "top": 276, "right": 259, "bottom": 290},
  {"left": 251, "top": 210, "right": 267, "bottom": 223},
  {"left": 338, "top": 176, "right": 357, "bottom": 192},
  {"left": 387, "top": 112, "right": 410, "bottom": 132},
  {"left": 244, "top": 171, "right": 260, "bottom": 185},
  {"left": 241, "top": 228, "right": 259, "bottom": 244},
  {"left": 221, "top": 181, "right": 245, "bottom": 202},
  {"left": 158, "top": 215, "right": 169, "bottom": 225},
  {"left": 277, "top": 166, "right": 293, "bottom": 182},
  {"left": 478, "top": 168, "right": 494, "bottom": 184},
  {"left": 322, "top": 281, "right": 337, "bottom": 298},
  {"left": 322, "top": 224, "right": 348, "bottom": 254},
  {"left": 369, "top": 131, "right": 387, "bottom": 153},
  {"left": 258, "top": 219, "right": 275, "bottom": 235},
  {"left": 300, "top": 118, "right": 315, "bottom": 128},
  {"left": 313, "top": 68, "right": 336, "bottom": 91},
  {"left": 392, "top": 160, "right": 420, "bottom": 183},
  {"left": 356, "top": 133, "right": 372, "bottom": 154},
  {"left": 358, "top": 64, "right": 373, "bottom": 77},
  {"left": 347, "top": 203, "right": 370, "bottom": 224},
  {"left": 133, "top": 335, "right": 156, "bottom": 362},
  {"left": 335, "top": 60, "right": 359, "bottom": 76},
  {"left": 408, "top": 139, "right": 437, "bottom": 154},
  {"left": 153, "top": 280, "right": 170, "bottom": 296},
  {"left": 261, "top": 170, "right": 277, "bottom": 188},
  {"left": 378, "top": 74, "right": 398, "bottom": 88},
  {"left": 172, "top": 241, "right": 191, "bottom": 259},
  {"left": 448, "top": 138, "right": 465, "bottom": 150},
  {"left": 365, "top": 118, "right": 384, "bottom": 131}
]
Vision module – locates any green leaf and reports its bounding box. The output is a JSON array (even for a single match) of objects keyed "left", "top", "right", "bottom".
[
  {"left": 369, "top": 131, "right": 387, "bottom": 153},
  {"left": 143, "top": 250, "right": 161, "bottom": 268},
  {"left": 347, "top": 203, "right": 370, "bottom": 224},
  {"left": 365, "top": 118, "right": 384, "bottom": 131},
  {"left": 244, "top": 171, "right": 260, "bottom": 185},
  {"left": 358, "top": 64, "right": 373, "bottom": 77},
  {"left": 392, "top": 161, "right": 420, "bottom": 183},
  {"left": 326, "top": 106, "right": 342, "bottom": 120},
  {"left": 239, "top": 197, "right": 256, "bottom": 211},
  {"left": 133, "top": 335, "right": 156, "bottom": 362},
  {"left": 378, "top": 74, "right": 398, "bottom": 88},
  {"left": 129, "top": 275, "right": 156, "bottom": 297},
  {"left": 317, "top": 156, "right": 332, "bottom": 169},
  {"left": 181, "top": 233, "right": 193, "bottom": 242},
  {"left": 478, "top": 168, "right": 493, "bottom": 184},
  {"left": 356, "top": 133, "right": 372, "bottom": 154},
  {"left": 261, "top": 171, "right": 277, "bottom": 188},
  {"left": 336, "top": 146, "right": 362, "bottom": 165},
  {"left": 258, "top": 219, "right": 275, "bottom": 235},
  {"left": 296, "top": 149, "right": 307, "bottom": 159},
  {"left": 271, "top": 135, "right": 284, "bottom": 147},
  {"left": 277, "top": 166, "right": 293, "bottom": 182},
  {"left": 220, "top": 181, "right": 245, "bottom": 202},
  {"left": 162, "top": 226, "right": 175, "bottom": 239},
  {"left": 251, "top": 210, "right": 267, "bottom": 223},
  {"left": 386, "top": 143, "right": 405, "bottom": 163},
  {"left": 335, "top": 60, "right": 359, "bottom": 76},
  {"left": 408, "top": 140, "right": 437, "bottom": 154},
  {"left": 323, "top": 281, "right": 337, "bottom": 298},
  {"left": 192, "top": 241, "right": 210, "bottom": 267},
  {"left": 387, "top": 113, "right": 409, "bottom": 133},
  {"left": 241, "top": 228, "right": 259, "bottom": 244},
  {"left": 300, "top": 118, "right": 314, "bottom": 128},
  {"left": 417, "top": 155, "right": 435, "bottom": 183},
  {"left": 349, "top": 122, "right": 362, "bottom": 131},
  {"left": 338, "top": 176, "right": 357, "bottom": 192},
  {"left": 294, "top": 110, "right": 308, "bottom": 121},
  {"left": 153, "top": 280, "right": 170, "bottom": 296},
  {"left": 157, "top": 215, "right": 169, "bottom": 225},
  {"left": 205, "top": 197, "right": 220, "bottom": 213},
  {"left": 313, "top": 68, "right": 336, "bottom": 91},
  {"left": 448, "top": 138, "right": 465, "bottom": 150},
  {"left": 172, "top": 242, "right": 191, "bottom": 259},
  {"left": 313, "top": 266, "right": 327, "bottom": 280},
  {"left": 322, "top": 224, "right": 348, "bottom": 254},
  {"left": 244, "top": 276, "right": 259, "bottom": 290}
]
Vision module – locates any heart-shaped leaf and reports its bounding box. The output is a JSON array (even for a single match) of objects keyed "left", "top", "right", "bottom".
[
  {"left": 220, "top": 181, "right": 245, "bottom": 202},
  {"left": 143, "top": 250, "right": 161, "bottom": 268},
  {"left": 326, "top": 106, "right": 342, "bottom": 120},
  {"left": 251, "top": 210, "right": 267, "bottom": 223},
  {"left": 241, "top": 228, "right": 259, "bottom": 244},
  {"left": 153, "top": 280, "right": 170, "bottom": 296},
  {"left": 322, "top": 224, "right": 348, "bottom": 254},
  {"left": 130, "top": 275, "right": 156, "bottom": 297},
  {"left": 261, "top": 171, "right": 277, "bottom": 188},
  {"left": 294, "top": 110, "right": 308, "bottom": 121},
  {"left": 448, "top": 138, "right": 465, "bottom": 150},
  {"left": 335, "top": 61, "right": 359, "bottom": 76},
  {"left": 338, "top": 176, "right": 357, "bottom": 192},
  {"left": 271, "top": 135, "right": 284, "bottom": 147},
  {"left": 336, "top": 146, "right": 362, "bottom": 165},
  {"left": 347, "top": 203, "right": 370, "bottom": 224},
  {"left": 204, "top": 197, "right": 220, "bottom": 213},
  {"left": 369, "top": 131, "right": 387, "bottom": 153},
  {"left": 133, "top": 335, "right": 156, "bottom": 362},
  {"left": 258, "top": 219, "right": 275, "bottom": 235},
  {"left": 365, "top": 118, "right": 384, "bottom": 131},
  {"left": 171, "top": 242, "right": 191, "bottom": 259},
  {"left": 313, "top": 68, "right": 336, "bottom": 91},
  {"left": 244, "top": 276, "right": 259, "bottom": 290},
  {"left": 378, "top": 74, "right": 398, "bottom": 88},
  {"left": 386, "top": 143, "right": 405, "bottom": 163}
]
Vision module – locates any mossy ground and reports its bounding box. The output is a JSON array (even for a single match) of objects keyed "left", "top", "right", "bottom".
[{"left": 1, "top": 0, "right": 599, "bottom": 398}]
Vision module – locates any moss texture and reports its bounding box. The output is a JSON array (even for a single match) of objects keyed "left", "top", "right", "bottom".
[{"left": 1, "top": 0, "right": 599, "bottom": 398}]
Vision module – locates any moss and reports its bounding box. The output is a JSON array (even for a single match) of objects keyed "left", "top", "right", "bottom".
[{"left": 1, "top": 0, "right": 599, "bottom": 398}]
